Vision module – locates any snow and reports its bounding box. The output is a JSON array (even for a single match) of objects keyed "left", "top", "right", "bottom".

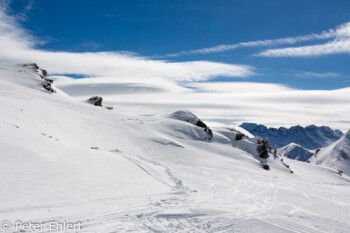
[
  {"left": 278, "top": 143, "right": 314, "bottom": 162},
  {"left": 1, "top": 64, "right": 350, "bottom": 232},
  {"left": 311, "top": 131, "right": 350, "bottom": 176},
  {"left": 240, "top": 122, "right": 343, "bottom": 150}
]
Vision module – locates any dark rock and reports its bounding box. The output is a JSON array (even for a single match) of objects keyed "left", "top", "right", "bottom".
[
  {"left": 257, "top": 138, "right": 271, "bottom": 158},
  {"left": 41, "top": 69, "right": 47, "bottom": 76},
  {"left": 21, "top": 63, "right": 39, "bottom": 71},
  {"left": 105, "top": 106, "right": 114, "bottom": 110},
  {"left": 44, "top": 77, "right": 53, "bottom": 83},
  {"left": 262, "top": 164, "right": 270, "bottom": 170},
  {"left": 196, "top": 119, "right": 207, "bottom": 128},
  {"left": 42, "top": 81, "right": 55, "bottom": 93},
  {"left": 195, "top": 118, "right": 213, "bottom": 140},
  {"left": 235, "top": 133, "right": 246, "bottom": 141},
  {"left": 88, "top": 96, "right": 103, "bottom": 106}
]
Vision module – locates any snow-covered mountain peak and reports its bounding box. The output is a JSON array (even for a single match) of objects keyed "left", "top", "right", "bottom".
[
  {"left": 311, "top": 130, "right": 350, "bottom": 175},
  {"left": 278, "top": 143, "right": 314, "bottom": 162}
]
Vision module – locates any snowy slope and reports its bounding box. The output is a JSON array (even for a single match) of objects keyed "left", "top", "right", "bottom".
[
  {"left": 278, "top": 143, "right": 314, "bottom": 162},
  {"left": 310, "top": 131, "right": 350, "bottom": 176},
  {"left": 240, "top": 122, "right": 343, "bottom": 150},
  {"left": 1, "top": 64, "right": 350, "bottom": 232}
]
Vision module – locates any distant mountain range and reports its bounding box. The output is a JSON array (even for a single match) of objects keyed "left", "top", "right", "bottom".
[{"left": 240, "top": 123, "right": 343, "bottom": 150}]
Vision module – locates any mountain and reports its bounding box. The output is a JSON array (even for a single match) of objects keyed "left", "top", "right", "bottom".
[
  {"left": 278, "top": 143, "right": 314, "bottom": 162},
  {"left": 310, "top": 130, "right": 350, "bottom": 176},
  {"left": 240, "top": 122, "right": 343, "bottom": 150},
  {"left": 1, "top": 63, "right": 350, "bottom": 232}
]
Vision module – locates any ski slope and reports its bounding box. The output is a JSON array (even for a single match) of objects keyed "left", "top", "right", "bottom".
[{"left": 1, "top": 64, "right": 350, "bottom": 232}]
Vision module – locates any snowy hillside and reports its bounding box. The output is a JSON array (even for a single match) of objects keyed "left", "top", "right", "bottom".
[
  {"left": 240, "top": 122, "right": 343, "bottom": 150},
  {"left": 1, "top": 64, "right": 350, "bottom": 232},
  {"left": 278, "top": 143, "right": 314, "bottom": 162},
  {"left": 311, "top": 131, "right": 350, "bottom": 176}
]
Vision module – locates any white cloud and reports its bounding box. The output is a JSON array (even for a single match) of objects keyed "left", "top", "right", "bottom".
[
  {"left": 187, "top": 82, "right": 292, "bottom": 93},
  {"left": 257, "top": 22, "right": 350, "bottom": 57},
  {"left": 164, "top": 25, "right": 336, "bottom": 57},
  {"left": 0, "top": 7, "right": 253, "bottom": 82},
  {"left": 164, "top": 21, "right": 350, "bottom": 58},
  {"left": 295, "top": 72, "right": 340, "bottom": 78},
  {"left": 53, "top": 76, "right": 350, "bottom": 131}
]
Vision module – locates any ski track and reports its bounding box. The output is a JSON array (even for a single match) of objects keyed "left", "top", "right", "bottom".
[
  {"left": 8, "top": 150, "right": 336, "bottom": 233},
  {"left": 2, "top": 148, "right": 349, "bottom": 232}
]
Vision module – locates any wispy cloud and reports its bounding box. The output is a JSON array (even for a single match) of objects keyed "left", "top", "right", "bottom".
[
  {"left": 164, "top": 26, "right": 336, "bottom": 57},
  {"left": 1, "top": 0, "right": 36, "bottom": 22},
  {"left": 295, "top": 71, "right": 340, "bottom": 79},
  {"left": 257, "top": 22, "right": 350, "bottom": 57},
  {"left": 0, "top": 7, "right": 253, "bottom": 81},
  {"left": 164, "top": 21, "right": 350, "bottom": 58}
]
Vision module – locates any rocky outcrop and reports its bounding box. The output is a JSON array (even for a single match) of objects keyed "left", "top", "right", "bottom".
[
  {"left": 87, "top": 96, "right": 103, "bottom": 106},
  {"left": 42, "top": 81, "right": 55, "bottom": 93},
  {"left": 20, "top": 63, "right": 55, "bottom": 93},
  {"left": 86, "top": 96, "right": 114, "bottom": 110},
  {"left": 235, "top": 133, "right": 246, "bottom": 141},
  {"left": 21, "top": 63, "right": 39, "bottom": 72}
]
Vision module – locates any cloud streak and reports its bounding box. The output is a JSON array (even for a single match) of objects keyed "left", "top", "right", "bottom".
[
  {"left": 295, "top": 72, "right": 340, "bottom": 79},
  {"left": 164, "top": 21, "right": 350, "bottom": 58},
  {"left": 257, "top": 39, "right": 350, "bottom": 57},
  {"left": 257, "top": 22, "right": 350, "bottom": 57},
  {"left": 164, "top": 26, "right": 336, "bottom": 57}
]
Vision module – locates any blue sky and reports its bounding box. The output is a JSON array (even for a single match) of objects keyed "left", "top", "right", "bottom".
[{"left": 6, "top": 0, "right": 350, "bottom": 90}]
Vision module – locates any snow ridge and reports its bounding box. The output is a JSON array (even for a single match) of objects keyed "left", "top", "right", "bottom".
[{"left": 311, "top": 130, "right": 350, "bottom": 176}]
